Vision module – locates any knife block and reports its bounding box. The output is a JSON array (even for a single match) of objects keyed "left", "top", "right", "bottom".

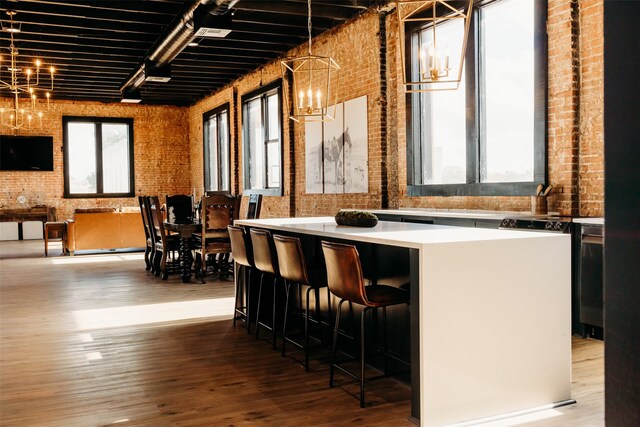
[{"left": 531, "top": 195, "right": 548, "bottom": 215}]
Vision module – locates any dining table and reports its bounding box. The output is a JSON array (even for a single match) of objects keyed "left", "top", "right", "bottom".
[{"left": 163, "top": 221, "right": 200, "bottom": 283}]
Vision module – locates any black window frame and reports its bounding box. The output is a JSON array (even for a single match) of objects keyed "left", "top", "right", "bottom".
[
  {"left": 406, "top": 0, "right": 548, "bottom": 197},
  {"left": 203, "top": 103, "right": 231, "bottom": 194},
  {"left": 241, "top": 79, "right": 283, "bottom": 196},
  {"left": 63, "top": 116, "right": 135, "bottom": 199}
]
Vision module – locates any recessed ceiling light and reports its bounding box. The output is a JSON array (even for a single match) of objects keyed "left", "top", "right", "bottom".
[{"left": 188, "top": 42, "right": 198, "bottom": 47}]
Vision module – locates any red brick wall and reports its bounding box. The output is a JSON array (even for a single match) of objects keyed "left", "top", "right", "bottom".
[
  {"left": 0, "top": 99, "right": 189, "bottom": 219},
  {"left": 578, "top": 0, "right": 604, "bottom": 217}
]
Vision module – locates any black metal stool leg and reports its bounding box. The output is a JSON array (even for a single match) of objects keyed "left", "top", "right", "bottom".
[
  {"left": 246, "top": 268, "right": 252, "bottom": 334},
  {"left": 304, "top": 285, "right": 313, "bottom": 371},
  {"left": 233, "top": 264, "right": 241, "bottom": 326},
  {"left": 281, "top": 281, "right": 292, "bottom": 357},
  {"left": 360, "top": 306, "right": 370, "bottom": 408},
  {"left": 271, "top": 276, "right": 278, "bottom": 350},
  {"left": 330, "top": 299, "right": 345, "bottom": 388},
  {"left": 255, "top": 272, "right": 266, "bottom": 340}
]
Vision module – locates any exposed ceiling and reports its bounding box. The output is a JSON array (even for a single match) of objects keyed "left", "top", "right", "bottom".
[{"left": 0, "top": 0, "right": 380, "bottom": 107}]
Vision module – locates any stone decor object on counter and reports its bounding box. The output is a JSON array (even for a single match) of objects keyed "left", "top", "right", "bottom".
[{"left": 335, "top": 210, "right": 378, "bottom": 227}]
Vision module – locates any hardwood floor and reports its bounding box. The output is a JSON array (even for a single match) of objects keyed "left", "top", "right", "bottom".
[{"left": 0, "top": 240, "right": 604, "bottom": 426}]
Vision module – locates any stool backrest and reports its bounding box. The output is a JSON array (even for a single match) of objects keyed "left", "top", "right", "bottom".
[
  {"left": 228, "top": 225, "right": 252, "bottom": 267},
  {"left": 321, "top": 241, "right": 368, "bottom": 306},
  {"left": 250, "top": 228, "right": 278, "bottom": 275},
  {"left": 273, "top": 234, "right": 309, "bottom": 285}
]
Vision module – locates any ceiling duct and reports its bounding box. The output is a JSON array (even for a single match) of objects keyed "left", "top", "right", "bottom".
[
  {"left": 194, "top": 6, "right": 232, "bottom": 38},
  {"left": 119, "top": 0, "right": 235, "bottom": 97},
  {"left": 121, "top": 88, "right": 142, "bottom": 103},
  {"left": 144, "top": 61, "right": 172, "bottom": 83}
]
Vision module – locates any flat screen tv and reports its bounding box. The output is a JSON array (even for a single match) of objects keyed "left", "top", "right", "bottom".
[{"left": 0, "top": 135, "right": 54, "bottom": 171}]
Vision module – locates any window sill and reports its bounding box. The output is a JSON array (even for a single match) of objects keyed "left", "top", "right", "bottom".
[
  {"left": 407, "top": 181, "right": 542, "bottom": 197},
  {"left": 243, "top": 188, "right": 282, "bottom": 197}
]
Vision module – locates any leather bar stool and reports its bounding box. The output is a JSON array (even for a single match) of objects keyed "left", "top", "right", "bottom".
[
  {"left": 321, "top": 240, "right": 409, "bottom": 408},
  {"left": 273, "top": 234, "right": 328, "bottom": 371},
  {"left": 228, "top": 225, "right": 254, "bottom": 334},
  {"left": 250, "top": 228, "right": 280, "bottom": 350}
]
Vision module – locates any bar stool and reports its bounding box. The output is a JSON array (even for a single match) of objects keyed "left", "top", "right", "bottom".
[
  {"left": 250, "top": 228, "right": 280, "bottom": 350},
  {"left": 228, "top": 225, "right": 254, "bottom": 334},
  {"left": 273, "top": 234, "right": 328, "bottom": 371},
  {"left": 44, "top": 221, "right": 66, "bottom": 257},
  {"left": 321, "top": 240, "right": 409, "bottom": 408}
]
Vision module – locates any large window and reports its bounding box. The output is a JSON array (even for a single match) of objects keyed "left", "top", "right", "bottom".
[
  {"left": 63, "top": 117, "right": 134, "bottom": 198},
  {"left": 242, "top": 80, "right": 282, "bottom": 195},
  {"left": 408, "top": 0, "right": 546, "bottom": 196},
  {"left": 203, "top": 104, "right": 230, "bottom": 193}
]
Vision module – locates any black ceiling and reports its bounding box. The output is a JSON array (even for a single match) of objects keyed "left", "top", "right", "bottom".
[{"left": 0, "top": 0, "right": 379, "bottom": 107}]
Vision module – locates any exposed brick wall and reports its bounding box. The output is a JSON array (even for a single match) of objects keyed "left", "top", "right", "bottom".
[
  {"left": 578, "top": 0, "right": 604, "bottom": 217},
  {"left": 0, "top": 99, "right": 189, "bottom": 219}
]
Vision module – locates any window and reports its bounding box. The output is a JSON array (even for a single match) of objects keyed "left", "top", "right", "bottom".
[
  {"left": 242, "top": 80, "right": 282, "bottom": 195},
  {"left": 407, "top": 0, "right": 546, "bottom": 196},
  {"left": 63, "top": 117, "right": 134, "bottom": 198},
  {"left": 203, "top": 104, "right": 230, "bottom": 193}
]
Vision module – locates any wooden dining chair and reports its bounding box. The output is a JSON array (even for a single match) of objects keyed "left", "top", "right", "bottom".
[
  {"left": 138, "top": 196, "right": 154, "bottom": 271},
  {"left": 165, "top": 194, "right": 194, "bottom": 224},
  {"left": 194, "top": 194, "right": 241, "bottom": 282},
  {"left": 246, "top": 193, "right": 262, "bottom": 219},
  {"left": 148, "top": 196, "right": 180, "bottom": 279}
]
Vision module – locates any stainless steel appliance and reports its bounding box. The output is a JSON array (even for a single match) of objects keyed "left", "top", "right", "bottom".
[{"left": 579, "top": 225, "right": 604, "bottom": 339}]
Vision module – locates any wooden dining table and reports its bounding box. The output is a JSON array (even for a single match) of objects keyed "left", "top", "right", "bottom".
[{"left": 163, "top": 221, "right": 200, "bottom": 283}]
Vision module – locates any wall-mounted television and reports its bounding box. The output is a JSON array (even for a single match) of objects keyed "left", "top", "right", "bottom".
[{"left": 0, "top": 135, "right": 54, "bottom": 171}]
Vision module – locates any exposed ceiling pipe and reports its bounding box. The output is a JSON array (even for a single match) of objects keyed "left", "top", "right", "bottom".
[{"left": 120, "top": 0, "right": 233, "bottom": 94}]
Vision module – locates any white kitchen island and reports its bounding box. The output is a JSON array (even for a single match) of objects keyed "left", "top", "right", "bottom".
[{"left": 234, "top": 217, "right": 573, "bottom": 426}]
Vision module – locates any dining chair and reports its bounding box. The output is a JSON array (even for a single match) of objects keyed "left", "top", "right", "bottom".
[
  {"left": 148, "top": 196, "right": 180, "bottom": 279},
  {"left": 194, "top": 194, "right": 241, "bottom": 282},
  {"left": 321, "top": 240, "right": 410, "bottom": 408},
  {"left": 165, "top": 194, "right": 194, "bottom": 224},
  {"left": 138, "top": 196, "right": 154, "bottom": 271},
  {"left": 246, "top": 193, "right": 262, "bottom": 219}
]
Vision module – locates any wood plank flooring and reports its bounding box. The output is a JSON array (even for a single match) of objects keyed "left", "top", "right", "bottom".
[{"left": 0, "top": 240, "right": 604, "bottom": 426}]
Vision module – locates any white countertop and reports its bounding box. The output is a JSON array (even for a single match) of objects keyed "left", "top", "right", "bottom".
[
  {"left": 235, "top": 217, "right": 567, "bottom": 249},
  {"left": 573, "top": 217, "right": 604, "bottom": 225}
]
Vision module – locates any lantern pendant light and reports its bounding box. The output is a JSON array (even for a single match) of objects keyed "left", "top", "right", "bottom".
[
  {"left": 281, "top": 0, "right": 339, "bottom": 122},
  {"left": 397, "top": 0, "right": 473, "bottom": 92}
]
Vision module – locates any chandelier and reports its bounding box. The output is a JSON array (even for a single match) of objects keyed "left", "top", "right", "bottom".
[
  {"left": 397, "top": 0, "right": 473, "bottom": 91},
  {"left": 1, "top": 11, "right": 55, "bottom": 130},
  {"left": 280, "top": 0, "right": 339, "bottom": 122}
]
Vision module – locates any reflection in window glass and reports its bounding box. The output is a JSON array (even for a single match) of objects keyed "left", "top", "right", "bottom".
[
  {"left": 267, "top": 141, "right": 279, "bottom": 188},
  {"left": 219, "top": 111, "right": 229, "bottom": 191},
  {"left": 205, "top": 117, "right": 219, "bottom": 190},
  {"left": 248, "top": 98, "right": 265, "bottom": 189},
  {"left": 481, "top": 0, "right": 534, "bottom": 182},
  {"left": 68, "top": 123, "right": 97, "bottom": 194},
  {"left": 419, "top": 19, "right": 466, "bottom": 184},
  {"left": 267, "top": 94, "right": 279, "bottom": 141},
  {"left": 102, "top": 124, "right": 131, "bottom": 193}
]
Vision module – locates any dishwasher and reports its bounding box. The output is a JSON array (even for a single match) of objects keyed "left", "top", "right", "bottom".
[{"left": 579, "top": 225, "right": 604, "bottom": 339}]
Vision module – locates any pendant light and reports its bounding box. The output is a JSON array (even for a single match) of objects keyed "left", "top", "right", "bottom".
[{"left": 281, "top": 0, "right": 339, "bottom": 122}]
